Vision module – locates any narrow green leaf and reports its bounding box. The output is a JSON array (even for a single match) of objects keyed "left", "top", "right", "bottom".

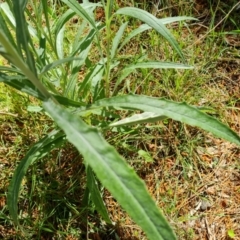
[
  {"left": 115, "top": 7, "right": 185, "bottom": 61},
  {"left": 56, "top": 25, "right": 65, "bottom": 59},
  {"left": 118, "top": 16, "right": 196, "bottom": 53},
  {"left": 110, "top": 112, "right": 167, "bottom": 127},
  {"left": 160, "top": 16, "right": 197, "bottom": 24},
  {"left": 90, "top": 95, "right": 240, "bottom": 146},
  {"left": 12, "top": 0, "right": 36, "bottom": 74},
  {"left": 7, "top": 130, "right": 66, "bottom": 226},
  {"left": 39, "top": 57, "right": 83, "bottom": 76},
  {"left": 42, "top": 0, "right": 53, "bottom": 46},
  {"left": 0, "top": 2, "right": 16, "bottom": 28},
  {"left": 86, "top": 166, "right": 112, "bottom": 224},
  {"left": 111, "top": 22, "right": 128, "bottom": 59},
  {"left": 125, "top": 61, "right": 193, "bottom": 70},
  {"left": 0, "top": 5, "right": 17, "bottom": 50},
  {"left": 54, "top": 9, "right": 75, "bottom": 36},
  {"left": 43, "top": 99, "right": 176, "bottom": 240},
  {"left": 0, "top": 66, "right": 23, "bottom": 75}
]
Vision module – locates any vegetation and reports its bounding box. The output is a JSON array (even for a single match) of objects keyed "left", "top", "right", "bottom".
[{"left": 0, "top": 0, "right": 239, "bottom": 239}]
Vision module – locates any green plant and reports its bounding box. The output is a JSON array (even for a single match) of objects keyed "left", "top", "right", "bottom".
[{"left": 0, "top": 0, "right": 240, "bottom": 239}]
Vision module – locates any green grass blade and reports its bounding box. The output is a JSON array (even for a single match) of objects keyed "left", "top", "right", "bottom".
[
  {"left": 43, "top": 99, "right": 177, "bottom": 240},
  {"left": 111, "top": 21, "right": 128, "bottom": 59},
  {"left": 7, "top": 130, "right": 66, "bottom": 226},
  {"left": 86, "top": 166, "right": 112, "bottom": 224},
  {"left": 125, "top": 61, "right": 193, "bottom": 70},
  {"left": 42, "top": 0, "right": 53, "bottom": 47},
  {"left": 90, "top": 95, "right": 240, "bottom": 146},
  {"left": 115, "top": 7, "right": 185, "bottom": 61}
]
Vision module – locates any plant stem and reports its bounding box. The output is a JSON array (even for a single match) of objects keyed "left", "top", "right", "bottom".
[{"left": 104, "top": 0, "right": 112, "bottom": 98}]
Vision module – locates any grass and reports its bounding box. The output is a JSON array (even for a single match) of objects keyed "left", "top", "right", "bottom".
[{"left": 0, "top": 0, "right": 240, "bottom": 239}]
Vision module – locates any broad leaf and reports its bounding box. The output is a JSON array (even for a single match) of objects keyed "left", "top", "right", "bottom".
[{"left": 43, "top": 99, "right": 177, "bottom": 240}]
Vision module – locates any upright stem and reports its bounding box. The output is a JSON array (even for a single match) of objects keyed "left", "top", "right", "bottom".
[{"left": 104, "top": 0, "right": 112, "bottom": 98}]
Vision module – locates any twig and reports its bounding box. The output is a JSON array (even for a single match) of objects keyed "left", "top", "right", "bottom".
[{"left": 0, "top": 111, "right": 18, "bottom": 117}]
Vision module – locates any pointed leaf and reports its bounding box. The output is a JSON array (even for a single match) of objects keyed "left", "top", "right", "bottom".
[
  {"left": 118, "top": 16, "right": 196, "bottom": 53},
  {"left": 116, "top": 7, "right": 185, "bottom": 61},
  {"left": 43, "top": 99, "right": 176, "bottom": 240},
  {"left": 90, "top": 95, "right": 240, "bottom": 145}
]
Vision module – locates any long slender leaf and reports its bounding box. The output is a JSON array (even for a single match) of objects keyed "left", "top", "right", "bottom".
[
  {"left": 88, "top": 95, "right": 240, "bottom": 145},
  {"left": 39, "top": 57, "right": 83, "bottom": 76},
  {"left": 116, "top": 7, "right": 185, "bottom": 61},
  {"left": 7, "top": 130, "right": 66, "bottom": 226},
  {"left": 0, "top": 5, "right": 17, "bottom": 50},
  {"left": 111, "top": 22, "right": 128, "bottom": 59},
  {"left": 86, "top": 166, "right": 112, "bottom": 224},
  {"left": 110, "top": 112, "right": 167, "bottom": 127},
  {"left": 118, "top": 16, "right": 196, "bottom": 53},
  {"left": 54, "top": 8, "right": 75, "bottom": 36},
  {"left": 43, "top": 99, "right": 176, "bottom": 240},
  {"left": 12, "top": 0, "right": 36, "bottom": 74},
  {"left": 56, "top": 25, "right": 65, "bottom": 59},
  {"left": 125, "top": 61, "right": 193, "bottom": 70}
]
